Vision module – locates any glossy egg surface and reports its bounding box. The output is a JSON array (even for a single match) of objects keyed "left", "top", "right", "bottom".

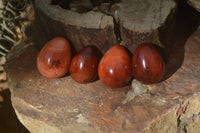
[
  {"left": 132, "top": 43, "right": 165, "bottom": 84},
  {"left": 70, "top": 45, "right": 101, "bottom": 83},
  {"left": 98, "top": 45, "right": 132, "bottom": 88},
  {"left": 37, "top": 37, "right": 71, "bottom": 78}
]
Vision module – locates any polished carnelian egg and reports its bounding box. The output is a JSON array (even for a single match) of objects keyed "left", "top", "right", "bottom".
[
  {"left": 70, "top": 45, "right": 102, "bottom": 83},
  {"left": 98, "top": 45, "right": 132, "bottom": 88},
  {"left": 37, "top": 37, "right": 71, "bottom": 78},
  {"left": 132, "top": 43, "right": 165, "bottom": 84}
]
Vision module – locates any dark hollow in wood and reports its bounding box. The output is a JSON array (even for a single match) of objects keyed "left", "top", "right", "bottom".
[{"left": 50, "top": 0, "right": 121, "bottom": 14}]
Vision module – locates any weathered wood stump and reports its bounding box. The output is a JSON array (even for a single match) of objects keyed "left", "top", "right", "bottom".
[
  {"left": 28, "top": 0, "right": 176, "bottom": 54},
  {"left": 5, "top": 0, "right": 200, "bottom": 133}
]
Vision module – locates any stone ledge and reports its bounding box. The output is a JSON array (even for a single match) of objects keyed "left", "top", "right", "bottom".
[{"left": 5, "top": 24, "right": 200, "bottom": 132}]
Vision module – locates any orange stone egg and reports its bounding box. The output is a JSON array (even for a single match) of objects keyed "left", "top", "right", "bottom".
[
  {"left": 70, "top": 45, "right": 102, "bottom": 83},
  {"left": 132, "top": 43, "right": 165, "bottom": 84},
  {"left": 37, "top": 37, "right": 71, "bottom": 78},
  {"left": 98, "top": 45, "right": 132, "bottom": 88}
]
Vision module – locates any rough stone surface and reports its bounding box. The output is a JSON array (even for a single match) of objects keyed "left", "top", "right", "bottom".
[
  {"left": 187, "top": 0, "right": 200, "bottom": 12},
  {"left": 5, "top": 18, "right": 200, "bottom": 133}
]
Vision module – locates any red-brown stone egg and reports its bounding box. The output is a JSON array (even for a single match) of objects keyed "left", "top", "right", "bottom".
[
  {"left": 70, "top": 45, "right": 102, "bottom": 83},
  {"left": 132, "top": 43, "right": 165, "bottom": 84},
  {"left": 98, "top": 45, "right": 132, "bottom": 88},
  {"left": 37, "top": 37, "right": 71, "bottom": 78}
]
